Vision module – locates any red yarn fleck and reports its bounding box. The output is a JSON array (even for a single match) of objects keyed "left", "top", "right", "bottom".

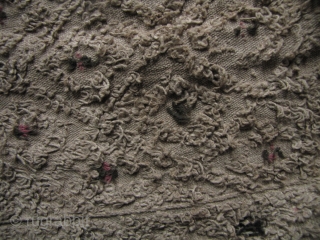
[
  {"left": 73, "top": 53, "right": 86, "bottom": 70},
  {"left": 77, "top": 61, "right": 84, "bottom": 70},
  {"left": 98, "top": 162, "right": 118, "bottom": 184},
  {"left": 104, "top": 175, "right": 112, "bottom": 183},
  {"left": 102, "top": 162, "right": 111, "bottom": 171},
  {"left": 75, "top": 52, "right": 82, "bottom": 59},
  {"left": 268, "top": 153, "right": 275, "bottom": 163},
  {"left": 19, "top": 125, "right": 31, "bottom": 137}
]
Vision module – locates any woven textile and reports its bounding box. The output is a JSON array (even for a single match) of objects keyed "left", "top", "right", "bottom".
[{"left": 0, "top": 0, "right": 320, "bottom": 239}]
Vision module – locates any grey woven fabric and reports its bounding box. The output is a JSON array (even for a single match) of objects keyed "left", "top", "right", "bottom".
[{"left": 0, "top": 0, "right": 320, "bottom": 239}]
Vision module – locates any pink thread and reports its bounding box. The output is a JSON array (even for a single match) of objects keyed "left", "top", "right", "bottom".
[
  {"left": 77, "top": 61, "right": 84, "bottom": 70},
  {"left": 267, "top": 144, "right": 276, "bottom": 163},
  {"left": 99, "top": 162, "right": 118, "bottom": 184},
  {"left": 104, "top": 175, "right": 112, "bottom": 183},
  {"left": 75, "top": 52, "right": 82, "bottom": 59},
  {"left": 18, "top": 125, "right": 31, "bottom": 137},
  {"left": 268, "top": 153, "right": 275, "bottom": 163},
  {"left": 102, "top": 162, "right": 111, "bottom": 171},
  {"left": 239, "top": 21, "right": 246, "bottom": 38}
]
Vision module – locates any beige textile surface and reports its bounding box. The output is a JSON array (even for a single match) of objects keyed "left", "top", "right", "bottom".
[{"left": 0, "top": 0, "right": 320, "bottom": 239}]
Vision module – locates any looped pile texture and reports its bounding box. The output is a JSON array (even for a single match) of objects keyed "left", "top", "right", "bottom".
[{"left": 0, "top": 0, "right": 320, "bottom": 239}]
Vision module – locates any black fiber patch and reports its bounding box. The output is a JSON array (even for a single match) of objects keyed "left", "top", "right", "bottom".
[
  {"left": 236, "top": 217, "right": 266, "bottom": 237},
  {"left": 167, "top": 101, "right": 191, "bottom": 125}
]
